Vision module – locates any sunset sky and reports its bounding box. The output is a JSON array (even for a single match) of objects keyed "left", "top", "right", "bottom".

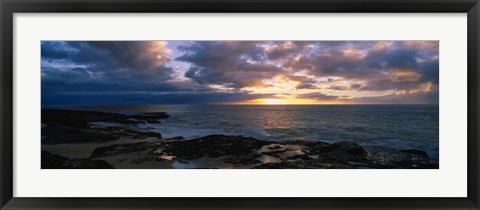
[{"left": 41, "top": 41, "right": 439, "bottom": 105}]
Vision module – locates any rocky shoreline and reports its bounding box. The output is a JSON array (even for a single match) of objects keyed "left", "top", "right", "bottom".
[{"left": 41, "top": 109, "right": 439, "bottom": 169}]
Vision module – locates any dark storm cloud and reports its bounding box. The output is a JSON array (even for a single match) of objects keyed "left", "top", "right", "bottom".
[
  {"left": 178, "top": 41, "right": 262, "bottom": 66},
  {"left": 42, "top": 41, "right": 174, "bottom": 80},
  {"left": 42, "top": 41, "right": 185, "bottom": 105},
  {"left": 41, "top": 41, "right": 79, "bottom": 59},
  {"left": 417, "top": 59, "right": 440, "bottom": 84},
  {"left": 42, "top": 90, "right": 275, "bottom": 106},
  {"left": 41, "top": 73, "right": 184, "bottom": 93},
  {"left": 178, "top": 41, "right": 284, "bottom": 88},
  {"left": 184, "top": 65, "right": 277, "bottom": 89},
  {"left": 41, "top": 41, "right": 278, "bottom": 105}
]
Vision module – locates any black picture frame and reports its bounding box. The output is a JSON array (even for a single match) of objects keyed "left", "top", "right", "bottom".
[{"left": 1, "top": 0, "right": 479, "bottom": 209}]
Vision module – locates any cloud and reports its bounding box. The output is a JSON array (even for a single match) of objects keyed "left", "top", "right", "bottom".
[
  {"left": 178, "top": 41, "right": 284, "bottom": 88},
  {"left": 42, "top": 90, "right": 275, "bottom": 105},
  {"left": 296, "top": 83, "right": 317, "bottom": 89},
  {"left": 178, "top": 40, "right": 438, "bottom": 95},
  {"left": 42, "top": 41, "right": 439, "bottom": 105},
  {"left": 42, "top": 41, "right": 174, "bottom": 80},
  {"left": 297, "top": 92, "right": 340, "bottom": 101},
  {"left": 353, "top": 91, "right": 439, "bottom": 104},
  {"left": 279, "top": 41, "right": 439, "bottom": 96},
  {"left": 42, "top": 41, "right": 198, "bottom": 105}
]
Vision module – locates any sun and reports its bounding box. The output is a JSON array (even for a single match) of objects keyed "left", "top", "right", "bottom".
[
  {"left": 232, "top": 98, "right": 290, "bottom": 105},
  {"left": 258, "top": 98, "right": 288, "bottom": 105},
  {"left": 233, "top": 97, "right": 333, "bottom": 105}
]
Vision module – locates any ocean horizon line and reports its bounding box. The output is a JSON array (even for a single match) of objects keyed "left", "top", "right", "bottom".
[{"left": 41, "top": 103, "right": 440, "bottom": 108}]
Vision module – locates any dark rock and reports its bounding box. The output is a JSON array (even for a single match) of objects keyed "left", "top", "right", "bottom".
[
  {"left": 253, "top": 161, "right": 353, "bottom": 169},
  {"left": 224, "top": 154, "right": 261, "bottom": 165},
  {"left": 84, "top": 134, "right": 438, "bottom": 169},
  {"left": 308, "top": 141, "right": 367, "bottom": 163},
  {"left": 165, "top": 136, "right": 185, "bottom": 141},
  {"left": 41, "top": 109, "right": 165, "bottom": 144},
  {"left": 92, "top": 126, "right": 163, "bottom": 140},
  {"left": 42, "top": 109, "right": 133, "bottom": 128},
  {"left": 84, "top": 134, "right": 271, "bottom": 167},
  {"left": 42, "top": 151, "right": 113, "bottom": 169},
  {"left": 90, "top": 142, "right": 157, "bottom": 159},
  {"left": 365, "top": 146, "right": 438, "bottom": 169},
  {"left": 40, "top": 108, "right": 438, "bottom": 169},
  {"left": 401, "top": 149, "right": 429, "bottom": 158},
  {"left": 42, "top": 109, "right": 170, "bottom": 129},
  {"left": 164, "top": 135, "right": 271, "bottom": 160},
  {"left": 126, "top": 129, "right": 163, "bottom": 139}
]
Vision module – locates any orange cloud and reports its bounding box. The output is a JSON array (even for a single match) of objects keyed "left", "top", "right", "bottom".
[{"left": 389, "top": 69, "right": 422, "bottom": 82}]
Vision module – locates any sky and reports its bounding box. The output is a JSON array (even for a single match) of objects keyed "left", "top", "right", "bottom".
[{"left": 41, "top": 41, "right": 439, "bottom": 105}]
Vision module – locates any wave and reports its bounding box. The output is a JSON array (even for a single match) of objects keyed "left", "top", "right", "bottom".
[{"left": 83, "top": 104, "right": 439, "bottom": 160}]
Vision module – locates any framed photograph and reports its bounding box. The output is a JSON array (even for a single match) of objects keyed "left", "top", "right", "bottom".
[{"left": 1, "top": 0, "right": 479, "bottom": 209}]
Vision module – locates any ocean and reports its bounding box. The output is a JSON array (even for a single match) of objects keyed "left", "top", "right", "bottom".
[{"left": 49, "top": 104, "right": 439, "bottom": 159}]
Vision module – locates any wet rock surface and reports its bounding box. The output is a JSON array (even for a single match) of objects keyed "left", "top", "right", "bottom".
[
  {"left": 42, "top": 151, "right": 114, "bottom": 169},
  {"left": 364, "top": 146, "right": 438, "bottom": 169},
  {"left": 85, "top": 135, "right": 438, "bottom": 169},
  {"left": 90, "top": 142, "right": 158, "bottom": 159},
  {"left": 41, "top": 109, "right": 439, "bottom": 169},
  {"left": 164, "top": 135, "right": 272, "bottom": 160}
]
